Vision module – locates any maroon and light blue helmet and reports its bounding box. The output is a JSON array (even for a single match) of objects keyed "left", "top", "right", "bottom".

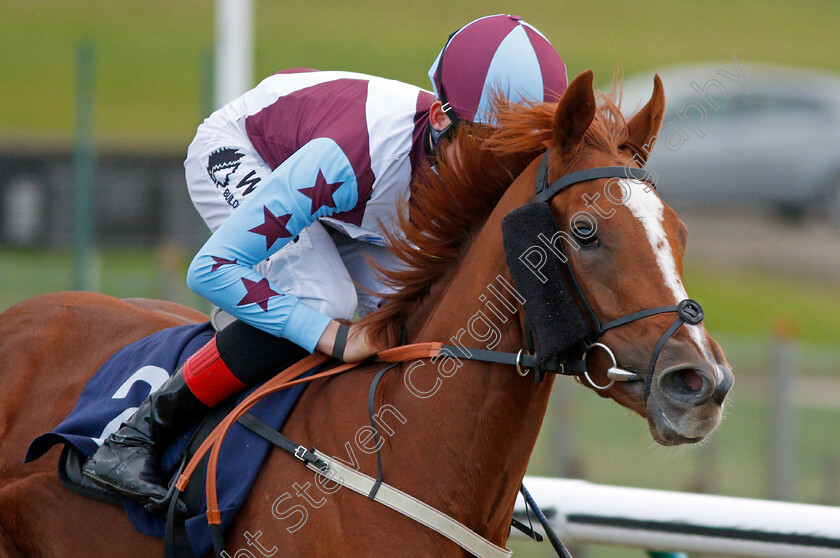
[{"left": 429, "top": 14, "right": 568, "bottom": 126}]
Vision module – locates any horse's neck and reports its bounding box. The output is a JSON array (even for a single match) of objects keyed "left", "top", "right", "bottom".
[{"left": 396, "top": 187, "right": 555, "bottom": 541}]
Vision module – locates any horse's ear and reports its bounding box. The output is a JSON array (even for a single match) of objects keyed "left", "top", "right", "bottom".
[
  {"left": 553, "top": 70, "right": 596, "bottom": 155},
  {"left": 624, "top": 74, "right": 665, "bottom": 164}
]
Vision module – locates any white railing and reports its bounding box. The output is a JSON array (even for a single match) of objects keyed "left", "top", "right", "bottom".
[{"left": 514, "top": 476, "right": 840, "bottom": 557}]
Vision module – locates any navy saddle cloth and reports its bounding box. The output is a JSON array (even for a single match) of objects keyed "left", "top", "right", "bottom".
[{"left": 25, "top": 322, "right": 314, "bottom": 557}]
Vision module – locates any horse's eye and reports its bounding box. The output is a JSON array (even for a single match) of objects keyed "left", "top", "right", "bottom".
[{"left": 572, "top": 223, "right": 600, "bottom": 248}]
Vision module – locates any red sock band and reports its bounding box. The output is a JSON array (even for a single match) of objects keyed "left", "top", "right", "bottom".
[{"left": 182, "top": 336, "right": 248, "bottom": 407}]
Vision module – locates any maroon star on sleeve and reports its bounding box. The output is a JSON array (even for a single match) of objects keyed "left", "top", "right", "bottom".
[
  {"left": 237, "top": 277, "right": 282, "bottom": 311},
  {"left": 298, "top": 170, "right": 344, "bottom": 214},
  {"left": 210, "top": 256, "right": 238, "bottom": 271},
  {"left": 249, "top": 206, "right": 293, "bottom": 250}
]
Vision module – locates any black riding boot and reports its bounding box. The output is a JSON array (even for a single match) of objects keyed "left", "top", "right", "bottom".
[{"left": 82, "top": 368, "right": 208, "bottom": 509}]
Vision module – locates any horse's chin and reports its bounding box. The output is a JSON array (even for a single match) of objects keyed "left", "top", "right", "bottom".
[
  {"left": 647, "top": 418, "right": 705, "bottom": 446},
  {"left": 645, "top": 396, "right": 720, "bottom": 446},
  {"left": 599, "top": 379, "right": 722, "bottom": 446}
]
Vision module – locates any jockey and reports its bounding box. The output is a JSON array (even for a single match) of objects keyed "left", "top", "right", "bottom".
[{"left": 83, "top": 14, "right": 567, "bottom": 510}]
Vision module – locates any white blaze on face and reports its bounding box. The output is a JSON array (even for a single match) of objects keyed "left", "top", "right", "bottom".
[{"left": 620, "top": 180, "right": 717, "bottom": 368}]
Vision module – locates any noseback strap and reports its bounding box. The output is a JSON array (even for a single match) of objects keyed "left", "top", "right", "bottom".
[{"left": 599, "top": 305, "right": 679, "bottom": 333}]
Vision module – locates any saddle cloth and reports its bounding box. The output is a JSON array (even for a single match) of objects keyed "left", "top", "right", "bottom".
[{"left": 25, "top": 321, "right": 314, "bottom": 557}]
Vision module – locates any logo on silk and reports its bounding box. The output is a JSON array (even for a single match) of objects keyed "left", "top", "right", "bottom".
[
  {"left": 298, "top": 170, "right": 344, "bottom": 215},
  {"left": 206, "top": 147, "right": 245, "bottom": 188}
]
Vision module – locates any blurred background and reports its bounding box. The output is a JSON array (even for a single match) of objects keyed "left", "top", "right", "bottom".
[{"left": 1, "top": 1, "right": 839, "bottom": 556}]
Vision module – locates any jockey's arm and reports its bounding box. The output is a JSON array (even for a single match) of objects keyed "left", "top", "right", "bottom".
[{"left": 186, "top": 138, "right": 376, "bottom": 362}]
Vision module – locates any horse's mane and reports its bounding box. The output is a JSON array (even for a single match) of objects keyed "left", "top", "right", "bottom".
[{"left": 360, "top": 88, "right": 631, "bottom": 347}]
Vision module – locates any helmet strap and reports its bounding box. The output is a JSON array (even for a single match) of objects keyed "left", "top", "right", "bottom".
[{"left": 424, "top": 120, "right": 458, "bottom": 157}]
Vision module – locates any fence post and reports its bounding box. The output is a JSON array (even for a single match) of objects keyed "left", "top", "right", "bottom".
[
  {"left": 214, "top": 0, "right": 253, "bottom": 108},
  {"left": 769, "top": 319, "right": 797, "bottom": 501}
]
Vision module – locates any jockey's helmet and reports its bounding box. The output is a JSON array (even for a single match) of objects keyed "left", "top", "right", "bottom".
[{"left": 428, "top": 14, "right": 568, "bottom": 126}]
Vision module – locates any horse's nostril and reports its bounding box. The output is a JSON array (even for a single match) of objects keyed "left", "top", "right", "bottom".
[
  {"left": 661, "top": 367, "right": 708, "bottom": 397},
  {"left": 679, "top": 369, "right": 704, "bottom": 392}
]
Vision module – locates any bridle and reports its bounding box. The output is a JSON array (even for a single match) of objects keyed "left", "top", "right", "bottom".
[
  {"left": 372, "top": 149, "right": 708, "bottom": 396},
  {"left": 521, "top": 151, "right": 706, "bottom": 394}
]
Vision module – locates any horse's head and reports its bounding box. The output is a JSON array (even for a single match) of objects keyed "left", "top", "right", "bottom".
[{"left": 502, "top": 70, "right": 733, "bottom": 445}]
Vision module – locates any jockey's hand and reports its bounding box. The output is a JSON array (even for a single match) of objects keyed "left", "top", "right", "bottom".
[
  {"left": 342, "top": 323, "right": 377, "bottom": 363},
  {"left": 316, "top": 321, "right": 377, "bottom": 363}
]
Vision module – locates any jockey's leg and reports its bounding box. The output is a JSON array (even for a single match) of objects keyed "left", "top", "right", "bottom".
[
  {"left": 81, "top": 326, "right": 308, "bottom": 510},
  {"left": 83, "top": 222, "right": 357, "bottom": 511}
]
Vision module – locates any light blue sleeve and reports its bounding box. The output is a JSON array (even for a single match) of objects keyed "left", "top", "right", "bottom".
[{"left": 186, "top": 138, "right": 359, "bottom": 351}]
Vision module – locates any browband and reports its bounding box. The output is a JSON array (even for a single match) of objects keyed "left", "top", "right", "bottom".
[{"left": 534, "top": 152, "right": 656, "bottom": 203}]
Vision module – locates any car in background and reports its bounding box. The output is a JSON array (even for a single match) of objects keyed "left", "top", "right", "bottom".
[{"left": 619, "top": 63, "right": 840, "bottom": 225}]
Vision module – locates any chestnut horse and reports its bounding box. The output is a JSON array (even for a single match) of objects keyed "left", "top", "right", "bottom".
[{"left": 0, "top": 71, "right": 732, "bottom": 557}]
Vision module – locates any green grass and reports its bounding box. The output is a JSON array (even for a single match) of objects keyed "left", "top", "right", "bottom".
[
  {"left": 0, "top": 247, "right": 205, "bottom": 314},
  {"left": 2, "top": 0, "right": 839, "bottom": 144},
  {"left": 683, "top": 265, "right": 840, "bottom": 346}
]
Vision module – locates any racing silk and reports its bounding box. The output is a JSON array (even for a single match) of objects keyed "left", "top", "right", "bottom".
[{"left": 187, "top": 70, "right": 434, "bottom": 351}]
